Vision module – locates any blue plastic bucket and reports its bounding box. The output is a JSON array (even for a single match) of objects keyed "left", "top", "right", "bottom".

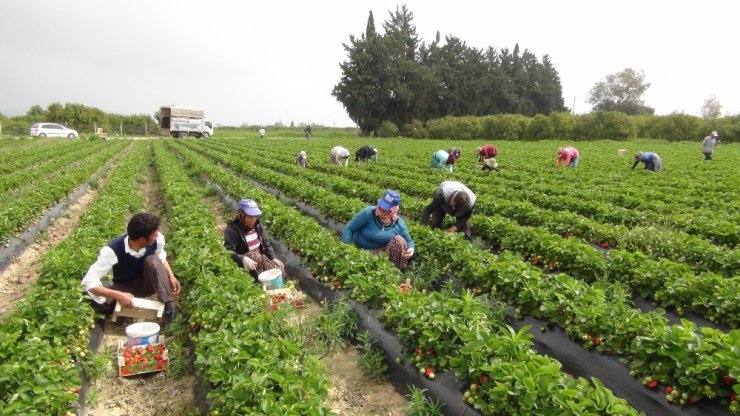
[{"left": 258, "top": 269, "right": 284, "bottom": 289}]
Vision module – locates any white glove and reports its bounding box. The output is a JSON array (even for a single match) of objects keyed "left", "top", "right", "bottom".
[
  {"left": 403, "top": 248, "right": 415, "bottom": 259},
  {"left": 242, "top": 256, "right": 257, "bottom": 270}
]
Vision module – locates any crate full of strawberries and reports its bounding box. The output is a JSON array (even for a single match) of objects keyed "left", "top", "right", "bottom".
[{"left": 117, "top": 340, "right": 168, "bottom": 377}]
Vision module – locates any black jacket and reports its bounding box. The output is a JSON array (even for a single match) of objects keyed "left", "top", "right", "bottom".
[
  {"left": 223, "top": 219, "right": 276, "bottom": 267},
  {"left": 355, "top": 145, "right": 377, "bottom": 162}
]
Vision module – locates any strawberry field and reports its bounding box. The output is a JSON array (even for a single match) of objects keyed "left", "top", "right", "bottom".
[{"left": 0, "top": 135, "right": 737, "bottom": 415}]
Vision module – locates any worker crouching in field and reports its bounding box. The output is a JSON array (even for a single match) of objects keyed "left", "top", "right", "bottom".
[
  {"left": 224, "top": 199, "right": 285, "bottom": 281},
  {"left": 81, "top": 212, "right": 180, "bottom": 325},
  {"left": 632, "top": 152, "right": 663, "bottom": 172},
  {"left": 355, "top": 145, "right": 379, "bottom": 163},
  {"left": 330, "top": 146, "right": 351, "bottom": 166},
  {"left": 342, "top": 190, "right": 415, "bottom": 271},
  {"left": 295, "top": 151, "right": 311, "bottom": 168},
  {"left": 476, "top": 145, "right": 500, "bottom": 171},
  {"left": 430, "top": 147, "right": 461, "bottom": 172},
  {"left": 556, "top": 146, "right": 580, "bottom": 168},
  {"left": 421, "top": 181, "right": 477, "bottom": 240}
]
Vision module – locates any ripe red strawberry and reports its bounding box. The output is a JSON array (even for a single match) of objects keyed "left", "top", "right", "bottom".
[
  {"left": 687, "top": 395, "right": 696, "bottom": 405},
  {"left": 426, "top": 348, "right": 434, "bottom": 357},
  {"left": 479, "top": 375, "right": 489, "bottom": 384},
  {"left": 424, "top": 367, "right": 434, "bottom": 377},
  {"left": 600, "top": 242, "right": 609, "bottom": 249},
  {"left": 591, "top": 336, "right": 601, "bottom": 346},
  {"left": 415, "top": 347, "right": 422, "bottom": 356},
  {"left": 294, "top": 299, "right": 304, "bottom": 307},
  {"left": 647, "top": 380, "right": 658, "bottom": 389},
  {"left": 665, "top": 386, "right": 672, "bottom": 394},
  {"left": 731, "top": 392, "right": 737, "bottom": 401},
  {"left": 722, "top": 375, "right": 735, "bottom": 386}
]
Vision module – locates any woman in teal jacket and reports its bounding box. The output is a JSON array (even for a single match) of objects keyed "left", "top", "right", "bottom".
[{"left": 342, "top": 190, "right": 415, "bottom": 270}]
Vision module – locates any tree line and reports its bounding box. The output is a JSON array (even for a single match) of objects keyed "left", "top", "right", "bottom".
[
  {"left": 386, "top": 111, "right": 738, "bottom": 143},
  {"left": 332, "top": 5, "right": 567, "bottom": 136},
  {"left": 0, "top": 103, "right": 159, "bottom": 136}
]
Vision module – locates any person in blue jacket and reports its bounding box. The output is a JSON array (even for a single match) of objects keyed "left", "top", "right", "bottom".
[
  {"left": 342, "top": 190, "right": 415, "bottom": 271},
  {"left": 632, "top": 151, "right": 663, "bottom": 171}
]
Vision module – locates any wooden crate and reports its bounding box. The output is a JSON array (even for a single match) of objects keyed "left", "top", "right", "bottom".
[{"left": 111, "top": 298, "right": 164, "bottom": 322}]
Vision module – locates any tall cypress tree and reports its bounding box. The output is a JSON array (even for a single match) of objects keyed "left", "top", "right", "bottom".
[{"left": 332, "top": 12, "right": 390, "bottom": 133}]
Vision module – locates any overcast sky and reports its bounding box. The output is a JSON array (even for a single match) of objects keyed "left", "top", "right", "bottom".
[{"left": 1, "top": 0, "right": 737, "bottom": 127}]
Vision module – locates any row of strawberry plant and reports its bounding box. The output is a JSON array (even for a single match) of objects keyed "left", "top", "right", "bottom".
[
  {"left": 0, "top": 140, "right": 128, "bottom": 245},
  {"left": 191, "top": 140, "right": 738, "bottom": 409},
  {"left": 319, "top": 146, "right": 737, "bottom": 278},
  {"left": 246, "top": 141, "right": 736, "bottom": 278},
  {"left": 0, "top": 139, "right": 85, "bottom": 176},
  {"left": 249, "top": 136, "right": 736, "bottom": 222},
  {"left": 168, "top": 140, "right": 644, "bottom": 415},
  {"left": 377, "top": 149, "right": 738, "bottom": 247},
  {"left": 287, "top": 138, "right": 738, "bottom": 247},
  {"left": 0, "top": 141, "right": 143, "bottom": 415},
  {"left": 316, "top": 158, "right": 740, "bottom": 277},
  {"left": 469, "top": 214, "right": 738, "bottom": 328},
  {"left": 151, "top": 141, "right": 332, "bottom": 414},
  {"left": 201, "top": 141, "right": 738, "bottom": 327},
  {"left": 223, "top": 137, "right": 738, "bottom": 248},
  {"left": 372, "top": 139, "right": 738, "bottom": 221},
  {"left": 0, "top": 140, "right": 111, "bottom": 194}
]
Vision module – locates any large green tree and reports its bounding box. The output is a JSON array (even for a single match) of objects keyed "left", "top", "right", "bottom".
[
  {"left": 587, "top": 68, "right": 654, "bottom": 115},
  {"left": 333, "top": 4, "right": 566, "bottom": 134}
]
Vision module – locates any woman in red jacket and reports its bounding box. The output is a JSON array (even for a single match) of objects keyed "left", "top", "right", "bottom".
[
  {"left": 476, "top": 145, "right": 499, "bottom": 171},
  {"left": 556, "top": 146, "right": 580, "bottom": 168}
]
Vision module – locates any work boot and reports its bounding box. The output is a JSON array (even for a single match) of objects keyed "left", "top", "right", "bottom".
[{"left": 163, "top": 301, "right": 177, "bottom": 327}]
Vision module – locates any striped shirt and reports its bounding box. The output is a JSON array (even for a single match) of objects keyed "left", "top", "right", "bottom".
[{"left": 244, "top": 229, "right": 261, "bottom": 251}]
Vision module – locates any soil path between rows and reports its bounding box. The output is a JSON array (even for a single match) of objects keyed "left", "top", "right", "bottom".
[
  {"left": 0, "top": 180, "right": 102, "bottom": 316},
  {"left": 86, "top": 161, "right": 196, "bottom": 416}
]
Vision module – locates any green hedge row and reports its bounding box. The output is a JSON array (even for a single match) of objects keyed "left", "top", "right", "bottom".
[{"left": 387, "top": 112, "right": 739, "bottom": 142}]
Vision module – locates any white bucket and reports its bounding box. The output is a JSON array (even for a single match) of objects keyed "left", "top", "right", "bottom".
[
  {"left": 258, "top": 268, "right": 284, "bottom": 289},
  {"left": 125, "top": 322, "right": 160, "bottom": 346}
]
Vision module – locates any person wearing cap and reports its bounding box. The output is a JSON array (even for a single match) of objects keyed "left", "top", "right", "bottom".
[
  {"left": 355, "top": 145, "right": 379, "bottom": 163},
  {"left": 330, "top": 146, "right": 351, "bottom": 166},
  {"left": 476, "top": 145, "right": 499, "bottom": 171},
  {"left": 421, "top": 181, "right": 477, "bottom": 240},
  {"left": 430, "top": 148, "right": 461, "bottom": 172},
  {"left": 556, "top": 146, "right": 580, "bottom": 168},
  {"left": 81, "top": 212, "right": 180, "bottom": 325},
  {"left": 295, "top": 151, "right": 311, "bottom": 168},
  {"left": 304, "top": 125, "right": 312, "bottom": 141},
  {"left": 259, "top": 128, "right": 266, "bottom": 139},
  {"left": 632, "top": 151, "right": 663, "bottom": 172},
  {"left": 342, "top": 190, "right": 415, "bottom": 271},
  {"left": 224, "top": 199, "right": 284, "bottom": 281},
  {"left": 702, "top": 131, "right": 720, "bottom": 160}
]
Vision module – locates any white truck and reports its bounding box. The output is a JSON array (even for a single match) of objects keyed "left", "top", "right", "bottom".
[{"left": 159, "top": 106, "right": 214, "bottom": 138}]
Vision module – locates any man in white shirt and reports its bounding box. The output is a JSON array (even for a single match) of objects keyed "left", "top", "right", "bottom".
[
  {"left": 81, "top": 213, "right": 181, "bottom": 324},
  {"left": 259, "top": 128, "right": 266, "bottom": 139}
]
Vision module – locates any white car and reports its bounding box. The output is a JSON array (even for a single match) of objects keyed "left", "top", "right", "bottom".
[{"left": 29, "top": 123, "right": 79, "bottom": 138}]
